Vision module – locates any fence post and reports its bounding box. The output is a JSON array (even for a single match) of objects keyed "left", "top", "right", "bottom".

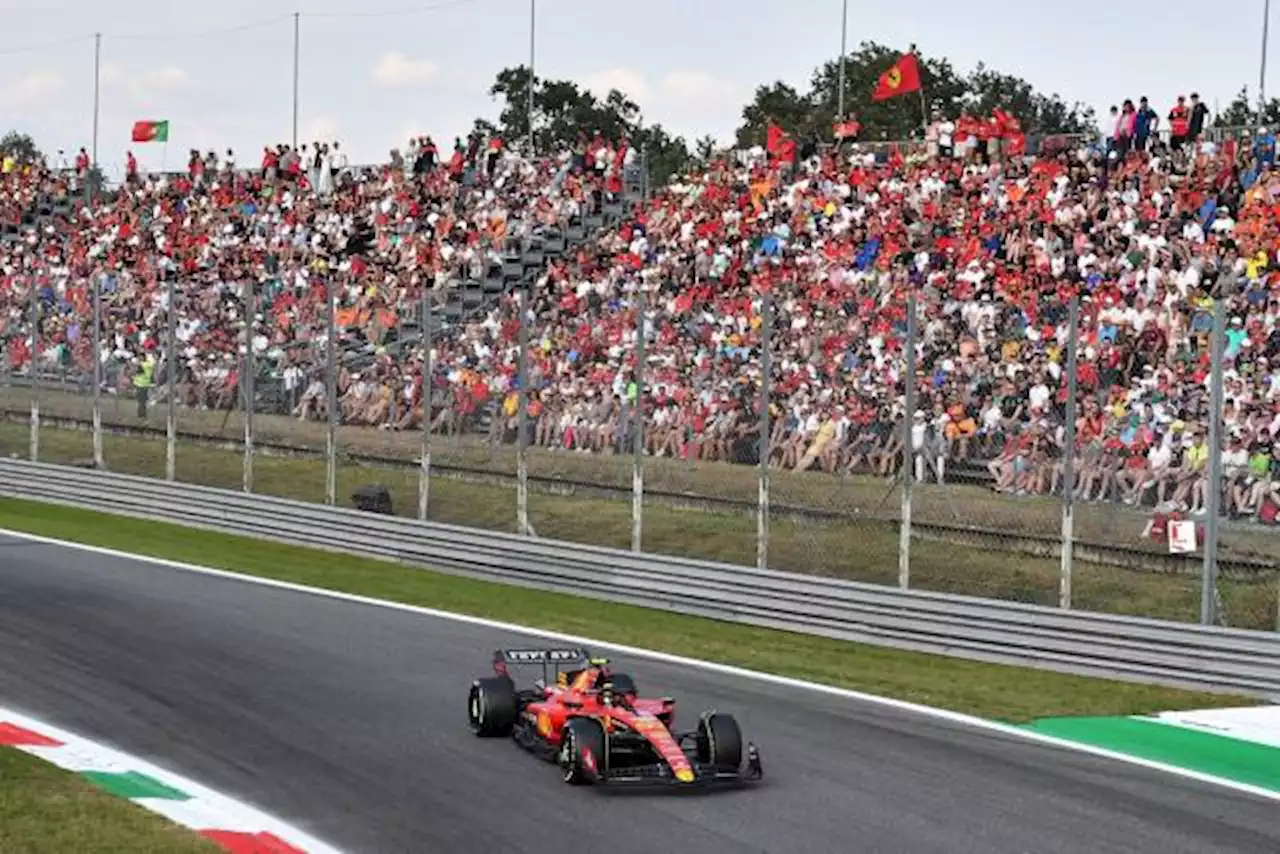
[
  {"left": 899, "top": 291, "right": 917, "bottom": 590},
  {"left": 631, "top": 303, "right": 645, "bottom": 552},
  {"left": 757, "top": 290, "right": 772, "bottom": 571},
  {"left": 325, "top": 275, "right": 337, "bottom": 506},
  {"left": 418, "top": 287, "right": 432, "bottom": 522},
  {"left": 1202, "top": 299, "right": 1226, "bottom": 626},
  {"left": 242, "top": 280, "right": 255, "bottom": 494},
  {"left": 1060, "top": 296, "right": 1080, "bottom": 609},
  {"left": 517, "top": 287, "right": 530, "bottom": 536},
  {"left": 91, "top": 272, "right": 103, "bottom": 467},
  {"left": 28, "top": 276, "right": 38, "bottom": 463},
  {"left": 165, "top": 276, "right": 177, "bottom": 481}
]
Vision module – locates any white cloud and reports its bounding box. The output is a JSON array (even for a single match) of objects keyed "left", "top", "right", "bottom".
[
  {"left": 301, "top": 115, "right": 339, "bottom": 143},
  {"left": 372, "top": 52, "right": 440, "bottom": 87},
  {"left": 99, "top": 63, "right": 125, "bottom": 86},
  {"left": 140, "top": 66, "right": 189, "bottom": 92},
  {"left": 660, "top": 70, "right": 737, "bottom": 103},
  {"left": 1, "top": 70, "right": 63, "bottom": 106},
  {"left": 579, "top": 68, "right": 651, "bottom": 102},
  {"left": 99, "top": 64, "right": 191, "bottom": 104}
]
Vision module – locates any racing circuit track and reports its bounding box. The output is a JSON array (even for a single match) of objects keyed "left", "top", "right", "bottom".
[{"left": 0, "top": 531, "right": 1277, "bottom": 854}]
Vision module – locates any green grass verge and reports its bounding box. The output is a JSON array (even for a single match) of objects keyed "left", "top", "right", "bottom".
[
  {"left": 0, "top": 496, "right": 1253, "bottom": 723},
  {"left": 0, "top": 748, "right": 218, "bottom": 854},
  {"left": 5, "top": 420, "right": 1279, "bottom": 630}
]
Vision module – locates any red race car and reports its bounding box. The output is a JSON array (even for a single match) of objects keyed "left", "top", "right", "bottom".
[{"left": 467, "top": 647, "right": 763, "bottom": 787}]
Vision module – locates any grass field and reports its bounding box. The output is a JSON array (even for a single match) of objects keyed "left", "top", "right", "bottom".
[
  {"left": 4, "top": 408, "right": 1279, "bottom": 630},
  {"left": 0, "top": 748, "right": 217, "bottom": 854},
  {"left": 0, "top": 496, "right": 1255, "bottom": 722}
]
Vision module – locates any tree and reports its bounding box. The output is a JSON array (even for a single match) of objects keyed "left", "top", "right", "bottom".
[
  {"left": 485, "top": 66, "right": 691, "bottom": 184},
  {"left": 736, "top": 41, "right": 1096, "bottom": 146},
  {"left": 1217, "top": 86, "right": 1280, "bottom": 128},
  {"left": 737, "top": 82, "right": 820, "bottom": 147},
  {"left": 692, "top": 134, "right": 718, "bottom": 164},
  {"left": 961, "top": 63, "right": 1094, "bottom": 135},
  {"left": 0, "top": 131, "right": 42, "bottom": 163},
  {"left": 804, "top": 43, "right": 970, "bottom": 144}
]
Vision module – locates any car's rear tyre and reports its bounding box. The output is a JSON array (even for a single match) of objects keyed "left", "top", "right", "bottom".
[
  {"left": 559, "top": 717, "right": 607, "bottom": 785},
  {"left": 468, "top": 676, "right": 518, "bottom": 737},
  {"left": 696, "top": 712, "right": 743, "bottom": 771}
]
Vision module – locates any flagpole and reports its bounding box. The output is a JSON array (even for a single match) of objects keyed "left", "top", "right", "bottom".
[
  {"left": 292, "top": 11, "right": 300, "bottom": 149},
  {"left": 1262, "top": 0, "right": 1271, "bottom": 117},
  {"left": 909, "top": 44, "right": 927, "bottom": 133},
  {"left": 837, "top": 0, "right": 848, "bottom": 120},
  {"left": 528, "top": 0, "right": 536, "bottom": 153},
  {"left": 92, "top": 32, "right": 101, "bottom": 168}
]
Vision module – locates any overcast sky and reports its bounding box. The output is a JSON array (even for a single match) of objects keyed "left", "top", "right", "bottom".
[{"left": 0, "top": 0, "right": 1272, "bottom": 178}]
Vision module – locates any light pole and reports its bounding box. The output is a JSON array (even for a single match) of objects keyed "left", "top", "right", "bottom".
[
  {"left": 528, "top": 0, "right": 536, "bottom": 153},
  {"left": 1262, "top": 0, "right": 1272, "bottom": 118},
  {"left": 292, "top": 12, "right": 301, "bottom": 149},
  {"left": 92, "top": 32, "right": 101, "bottom": 166},
  {"left": 837, "top": 0, "right": 848, "bottom": 120}
]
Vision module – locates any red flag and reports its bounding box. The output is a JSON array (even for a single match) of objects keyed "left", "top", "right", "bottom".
[
  {"left": 833, "top": 120, "right": 861, "bottom": 139},
  {"left": 872, "top": 53, "right": 922, "bottom": 102},
  {"left": 992, "top": 109, "right": 1021, "bottom": 137},
  {"left": 766, "top": 123, "right": 787, "bottom": 155},
  {"left": 766, "top": 123, "right": 796, "bottom": 164}
]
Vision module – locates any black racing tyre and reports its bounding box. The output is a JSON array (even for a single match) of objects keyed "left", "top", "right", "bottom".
[
  {"left": 468, "top": 676, "right": 518, "bottom": 737},
  {"left": 558, "top": 717, "right": 607, "bottom": 785},
  {"left": 696, "top": 712, "right": 743, "bottom": 771}
]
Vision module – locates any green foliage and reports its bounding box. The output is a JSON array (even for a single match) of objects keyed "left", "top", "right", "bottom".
[
  {"left": 0, "top": 131, "right": 42, "bottom": 163},
  {"left": 1217, "top": 85, "right": 1280, "bottom": 128},
  {"left": 486, "top": 65, "right": 691, "bottom": 185},
  {"left": 736, "top": 41, "right": 1096, "bottom": 146}
]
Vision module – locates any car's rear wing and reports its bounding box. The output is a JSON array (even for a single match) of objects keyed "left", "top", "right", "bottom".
[{"left": 492, "top": 648, "right": 593, "bottom": 683}]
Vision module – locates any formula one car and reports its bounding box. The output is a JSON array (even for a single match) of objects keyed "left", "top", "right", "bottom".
[{"left": 467, "top": 647, "right": 763, "bottom": 787}]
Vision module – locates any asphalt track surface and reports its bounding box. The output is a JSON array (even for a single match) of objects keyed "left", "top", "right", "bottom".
[{"left": 0, "top": 533, "right": 1277, "bottom": 854}]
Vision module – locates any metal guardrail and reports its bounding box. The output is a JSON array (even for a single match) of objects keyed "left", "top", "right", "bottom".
[
  {"left": 0, "top": 459, "right": 1276, "bottom": 697},
  {"left": 4, "top": 408, "right": 1276, "bottom": 579}
]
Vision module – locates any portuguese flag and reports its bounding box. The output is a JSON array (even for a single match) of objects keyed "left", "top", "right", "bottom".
[{"left": 130, "top": 120, "right": 169, "bottom": 143}]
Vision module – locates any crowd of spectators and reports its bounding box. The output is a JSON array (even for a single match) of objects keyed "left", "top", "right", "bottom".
[
  {"left": 2, "top": 129, "right": 625, "bottom": 420},
  {"left": 422, "top": 103, "right": 1280, "bottom": 524},
  {"left": 4, "top": 99, "right": 1280, "bottom": 525}
]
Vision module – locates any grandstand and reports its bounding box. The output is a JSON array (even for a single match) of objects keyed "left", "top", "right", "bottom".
[{"left": 3, "top": 100, "right": 1280, "bottom": 527}]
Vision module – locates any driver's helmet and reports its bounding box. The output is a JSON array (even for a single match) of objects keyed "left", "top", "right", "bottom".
[{"left": 599, "top": 674, "right": 637, "bottom": 707}]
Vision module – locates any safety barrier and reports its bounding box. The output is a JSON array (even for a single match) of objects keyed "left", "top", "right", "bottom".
[{"left": 1, "top": 459, "right": 1276, "bottom": 697}]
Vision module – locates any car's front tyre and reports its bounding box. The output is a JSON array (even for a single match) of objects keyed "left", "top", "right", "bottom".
[
  {"left": 696, "top": 712, "right": 743, "bottom": 771},
  {"left": 559, "top": 717, "right": 607, "bottom": 785}
]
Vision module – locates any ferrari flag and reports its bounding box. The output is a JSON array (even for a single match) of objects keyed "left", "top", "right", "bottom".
[
  {"left": 131, "top": 120, "right": 169, "bottom": 143},
  {"left": 872, "top": 53, "right": 922, "bottom": 102}
]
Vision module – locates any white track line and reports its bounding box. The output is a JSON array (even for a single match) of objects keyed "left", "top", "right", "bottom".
[
  {"left": 0, "top": 707, "right": 343, "bottom": 853},
  {"left": 2, "top": 526, "right": 1278, "bottom": 805}
]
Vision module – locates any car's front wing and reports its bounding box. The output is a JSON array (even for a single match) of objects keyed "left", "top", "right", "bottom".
[{"left": 601, "top": 743, "right": 763, "bottom": 787}]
